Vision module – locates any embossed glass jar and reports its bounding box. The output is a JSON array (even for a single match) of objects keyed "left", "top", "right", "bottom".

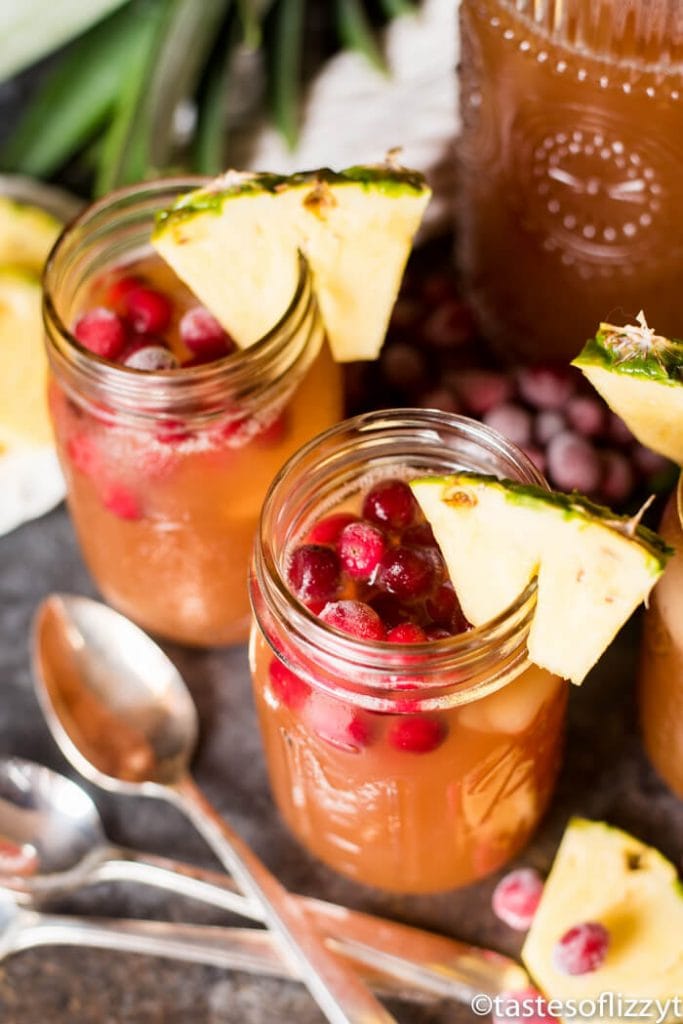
[
  {"left": 457, "top": 0, "right": 683, "bottom": 362},
  {"left": 249, "top": 410, "right": 568, "bottom": 893}
]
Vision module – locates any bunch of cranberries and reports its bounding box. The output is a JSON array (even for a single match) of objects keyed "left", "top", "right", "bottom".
[{"left": 73, "top": 274, "right": 235, "bottom": 369}]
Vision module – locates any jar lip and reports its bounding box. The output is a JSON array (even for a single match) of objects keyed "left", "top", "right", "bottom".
[
  {"left": 253, "top": 409, "right": 546, "bottom": 693},
  {"left": 43, "top": 175, "right": 312, "bottom": 389}
]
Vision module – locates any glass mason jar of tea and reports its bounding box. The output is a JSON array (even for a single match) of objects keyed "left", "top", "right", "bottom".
[
  {"left": 457, "top": 0, "right": 683, "bottom": 362},
  {"left": 44, "top": 179, "right": 342, "bottom": 647},
  {"left": 640, "top": 475, "right": 683, "bottom": 797},
  {"left": 249, "top": 410, "right": 568, "bottom": 893}
]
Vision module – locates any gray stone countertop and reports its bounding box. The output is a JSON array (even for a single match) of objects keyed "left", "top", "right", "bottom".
[{"left": 0, "top": 504, "right": 681, "bottom": 1024}]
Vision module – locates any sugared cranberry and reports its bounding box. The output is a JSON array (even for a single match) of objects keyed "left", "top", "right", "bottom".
[
  {"left": 362, "top": 479, "right": 417, "bottom": 530},
  {"left": 378, "top": 547, "right": 433, "bottom": 600},
  {"left": 607, "top": 411, "right": 634, "bottom": 445},
  {"left": 546, "top": 431, "right": 601, "bottom": 493},
  {"left": 339, "top": 522, "right": 386, "bottom": 581},
  {"left": 73, "top": 308, "right": 127, "bottom": 360},
  {"left": 123, "top": 286, "right": 171, "bottom": 334},
  {"left": 268, "top": 658, "right": 311, "bottom": 710},
  {"left": 484, "top": 403, "right": 533, "bottom": 447},
  {"left": 386, "top": 623, "right": 427, "bottom": 644},
  {"left": 388, "top": 716, "right": 446, "bottom": 754},
  {"left": 492, "top": 867, "right": 544, "bottom": 930},
  {"left": 287, "top": 545, "right": 340, "bottom": 608},
  {"left": 306, "top": 696, "right": 373, "bottom": 752},
  {"left": 552, "top": 921, "right": 609, "bottom": 975},
  {"left": 319, "top": 601, "right": 385, "bottom": 641},
  {"left": 102, "top": 483, "right": 141, "bottom": 521},
  {"left": 517, "top": 365, "right": 576, "bottom": 409},
  {"left": 308, "top": 513, "right": 357, "bottom": 545},
  {"left": 122, "top": 341, "right": 178, "bottom": 370},
  {"left": 180, "top": 306, "right": 235, "bottom": 358}
]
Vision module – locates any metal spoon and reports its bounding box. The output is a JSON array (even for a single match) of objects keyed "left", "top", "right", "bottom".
[
  {"left": 32, "top": 594, "right": 397, "bottom": 1024},
  {"left": 0, "top": 757, "right": 527, "bottom": 1000},
  {"left": 0, "top": 891, "right": 436, "bottom": 1003}
]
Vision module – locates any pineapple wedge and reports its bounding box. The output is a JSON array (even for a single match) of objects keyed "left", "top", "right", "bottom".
[
  {"left": 152, "top": 163, "right": 431, "bottom": 361},
  {"left": 410, "top": 473, "right": 671, "bottom": 684},
  {"left": 523, "top": 818, "right": 683, "bottom": 1013},
  {"left": 573, "top": 314, "right": 683, "bottom": 466}
]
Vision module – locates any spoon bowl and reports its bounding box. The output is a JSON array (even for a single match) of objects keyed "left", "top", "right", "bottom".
[{"left": 34, "top": 595, "right": 197, "bottom": 791}]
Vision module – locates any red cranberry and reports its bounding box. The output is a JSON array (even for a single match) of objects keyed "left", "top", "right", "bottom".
[
  {"left": 492, "top": 867, "right": 544, "bottom": 930},
  {"left": 268, "top": 658, "right": 311, "bottom": 710},
  {"left": 517, "top": 365, "right": 576, "bottom": 410},
  {"left": 368, "top": 594, "right": 409, "bottom": 630},
  {"left": 123, "top": 286, "right": 171, "bottom": 334},
  {"left": 308, "top": 513, "right": 357, "bottom": 545},
  {"left": 106, "top": 274, "right": 143, "bottom": 307},
  {"left": 180, "top": 306, "right": 235, "bottom": 358},
  {"left": 552, "top": 921, "right": 609, "bottom": 975},
  {"left": 102, "top": 483, "right": 141, "bottom": 521},
  {"left": 319, "top": 601, "right": 385, "bottom": 641},
  {"left": 402, "top": 522, "right": 436, "bottom": 547},
  {"left": 339, "top": 522, "right": 386, "bottom": 581},
  {"left": 388, "top": 716, "right": 446, "bottom": 754},
  {"left": 425, "top": 626, "right": 453, "bottom": 640},
  {"left": 362, "top": 479, "right": 417, "bottom": 530},
  {"left": 306, "top": 696, "right": 373, "bottom": 752},
  {"left": 73, "top": 308, "right": 127, "bottom": 360},
  {"left": 386, "top": 623, "right": 428, "bottom": 643},
  {"left": 426, "top": 582, "right": 467, "bottom": 631},
  {"left": 378, "top": 547, "right": 433, "bottom": 600},
  {"left": 287, "top": 545, "right": 340, "bottom": 608},
  {"left": 122, "top": 341, "right": 178, "bottom": 370}
]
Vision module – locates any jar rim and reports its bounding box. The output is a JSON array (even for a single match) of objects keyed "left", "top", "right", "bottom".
[
  {"left": 251, "top": 409, "right": 547, "bottom": 706},
  {"left": 43, "top": 177, "right": 320, "bottom": 423}
]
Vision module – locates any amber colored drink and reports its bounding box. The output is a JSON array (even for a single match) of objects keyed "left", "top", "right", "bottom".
[
  {"left": 458, "top": 0, "right": 683, "bottom": 362},
  {"left": 640, "top": 477, "right": 683, "bottom": 797},
  {"left": 250, "top": 411, "right": 567, "bottom": 893},
  {"left": 44, "top": 181, "right": 342, "bottom": 647}
]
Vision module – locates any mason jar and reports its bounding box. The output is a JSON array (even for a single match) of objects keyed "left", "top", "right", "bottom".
[
  {"left": 249, "top": 410, "right": 568, "bottom": 893},
  {"left": 44, "top": 179, "right": 342, "bottom": 647}
]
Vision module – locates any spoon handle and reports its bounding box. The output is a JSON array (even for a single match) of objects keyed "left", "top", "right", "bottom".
[
  {"left": 172, "top": 775, "right": 397, "bottom": 1024},
  {"left": 95, "top": 846, "right": 527, "bottom": 999},
  {"left": 12, "top": 913, "right": 435, "bottom": 1003}
]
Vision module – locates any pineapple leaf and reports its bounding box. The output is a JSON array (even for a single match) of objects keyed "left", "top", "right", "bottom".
[
  {"left": 335, "top": 0, "right": 388, "bottom": 73},
  {"left": 270, "top": 0, "right": 305, "bottom": 149}
]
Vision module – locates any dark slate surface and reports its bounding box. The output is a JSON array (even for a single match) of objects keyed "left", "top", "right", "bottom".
[{"left": 0, "top": 502, "right": 681, "bottom": 1024}]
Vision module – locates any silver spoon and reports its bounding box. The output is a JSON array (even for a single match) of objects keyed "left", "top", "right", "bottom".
[
  {"left": 32, "top": 594, "right": 397, "bottom": 1024},
  {"left": 0, "top": 757, "right": 527, "bottom": 1000},
  {"left": 0, "top": 890, "right": 436, "bottom": 1002}
]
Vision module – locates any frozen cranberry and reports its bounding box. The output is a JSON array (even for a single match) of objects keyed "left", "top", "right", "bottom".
[
  {"left": 492, "top": 867, "right": 544, "bottom": 930},
  {"left": 287, "top": 545, "right": 340, "bottom": 608},
  {"left": 155, "top": 417, "right": 192, "bottom": 444},
  {"left": 308, "top": 513, "right": 357, "bottom": 545},
  {"left": 180, "top": 306, "right": 235, "bottom": 358},
  {"left": 386, "top": 623, "right": 428, "bottom": 643},
  {"left": 123, "top": 286, "right": 171, "bottom": 334},
  {"left": 268, "top": 658, "right": 311, "bottom": 710},
  {"left": 546, "top": 431, "right": 601, "bottom": 493},
  {"left": 107, "top": 274, "right": 143, "bottom": 307},
  {"left": 535, "top": 409, "right": 566, "bottom": 445},
  {"left": 600, "top": 450, "right": 635, "bottom": 504},
  {"left": 566, "top": 395, "right": 605, "bottom": 437},
  {"left": 493, "top": 988, "right": 552, "bottom": 1024},
  {"left": 484, "top": 403, "right": 533, "bottom": 447},
  {"left": 339, "top": 522, "right": 386, "bottom": 581},
  {"left": 455, "top": 369, "right": 512, "bottom": 415},
  {"left": 378, "top": 547, "right": 433, "bottom": 600},
  {"left": 388, "top": 716, "right": 446, "bottom": 753},
  {"left": 517, "top": 365, "right": 576, "bottom": 409},
  {"left": 319, "top": 601, "right": 385, "bottom": 641},
  {"left": 307, "top": 696, "right": 373, "bottom": 752},
  {"left": 73, "top": 308, "right": 127, "bottom": 360},
  {"left": 102, "top": 483, "right": 141, "bottom": 521},
  {"left": 363, "top": 479, "right": 417, "bottom": 530},
  {"left": 122, "top": 341, "right": 178, "bottom": 370},
  {"left": 426, "top": 582, "right": 467, "bottom": 631},
  {"left": 552, "top": 921, "right": 609, "bottom": 975}
]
